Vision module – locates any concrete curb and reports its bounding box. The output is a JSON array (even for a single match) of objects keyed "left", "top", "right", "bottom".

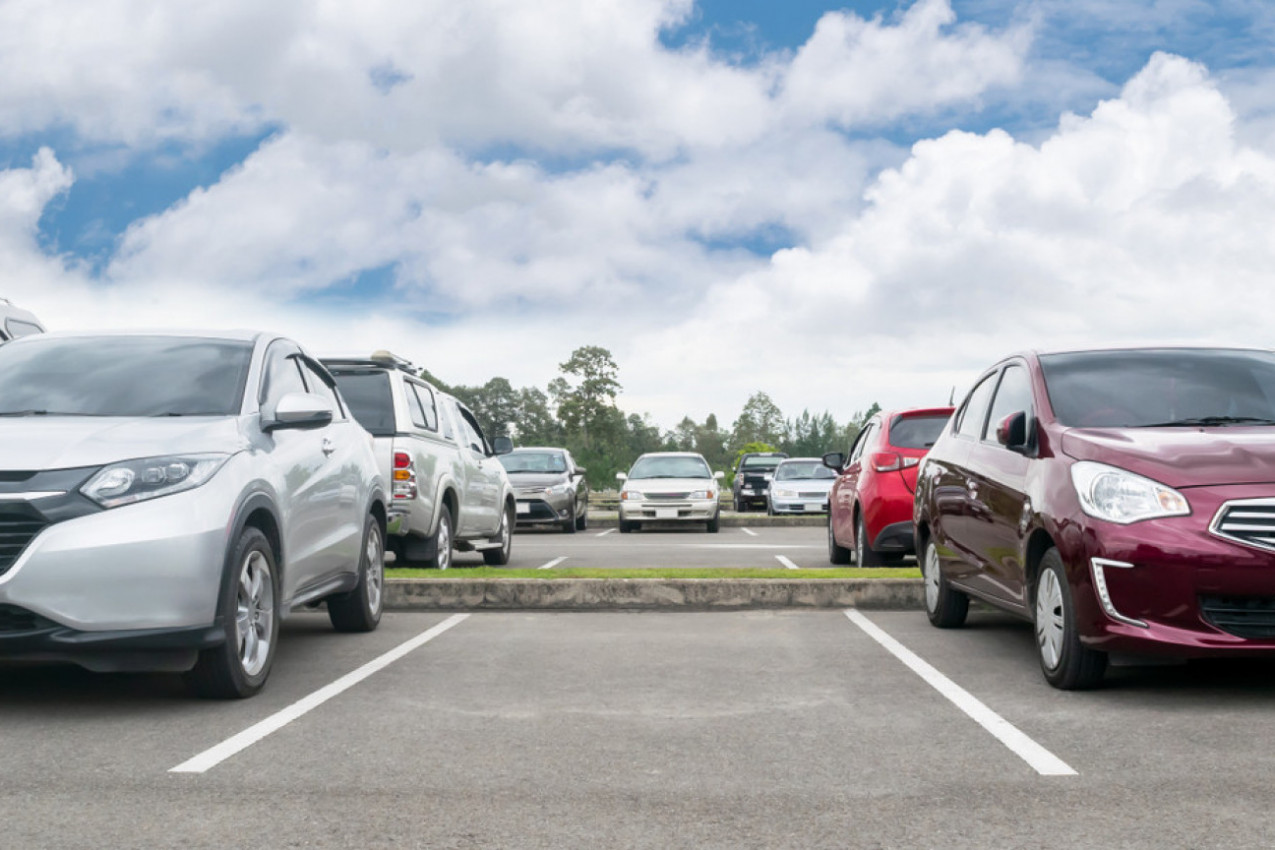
[
  {"left": 575, "top": 513, "right": 825, "bottom": 529},
  {"left": 386, "top": 578, "right": 925, "bottom": 611}
]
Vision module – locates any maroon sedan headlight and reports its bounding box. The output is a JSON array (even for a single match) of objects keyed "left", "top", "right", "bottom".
[{"left": 1069, "top": 461, "right": 1190, "bottom": 524}]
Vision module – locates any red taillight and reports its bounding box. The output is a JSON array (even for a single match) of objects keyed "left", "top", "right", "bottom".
[
  {"left": 871, "top": 452, "right": 920, "bottom": 472},
  {"left": 394, "top": 452, "right": 412, "bottom": 469},
  {"left": 392, "top": 452, "right": 417, "bottom": 500}
]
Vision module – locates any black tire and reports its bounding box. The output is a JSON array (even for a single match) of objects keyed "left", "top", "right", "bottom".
[
  {"left": 328, "top": 514, "right": 385, "bottom": 633},
  {"left": 922, "top": 538, "right": 968, "bottom": 628},
  {"left": 620, "top": 519, "right": 638, "bottom": 533},
  {"left": 855, "top": 513, "right": 887, "bottom": 567},
  {"left": 185, "top": 527, "right": 279, "bottom": 699},
  {"left": 424, "top": 503, "right": 454, "bottom": 570},
  {"left": 576, "top": 501, "right": 588, "bottom": 531},
  {"left": 828, "top": 517, "right": 851, "bottom": 565},
  {"left": 1035, "top": 548, "right": 1107, "bottom": 689},
  {"left": 562, "top": 499, "right": 577, "bottom": 534},
  {"left": 707, "top": 512, "right": 720, "bottom": 533},
  {"left": 766, "top": 500, "right": 775, "bottom": 516},
  {"left": 483, "top": 503, "right": 514, "bottom": 566},
  {"left": 737, "top": 498, "right": 748, "bottom": 514}
]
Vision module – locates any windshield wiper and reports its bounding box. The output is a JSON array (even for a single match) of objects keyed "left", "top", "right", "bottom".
[{"left": 1141, "top": 416, "right": 1275, "bottom": 427}]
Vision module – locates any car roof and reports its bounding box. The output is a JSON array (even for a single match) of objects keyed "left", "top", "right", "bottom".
[
  {"left": 509, "top": 447, "right": 566, "bottom": 453},
  {"left": 637, "top": 452, "right": 707, "bottom": 459},
  {"left": 18, "top": 328, "right": 270, "bottom": 343},
  {"left": 775, "top": 457, "right": 822, "bottom": 463}
]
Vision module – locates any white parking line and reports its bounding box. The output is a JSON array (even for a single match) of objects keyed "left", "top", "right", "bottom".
[
  {"left": 844, "top": 610, "right": 1077, "bottom": 777},
  {"left": 740, "top": 528, "right": 759, "bottom": 537},
  {"left": 538, "top": 556, "right": 568, "bottom": 570},
  {"left": 680, "top": 544, "right": 821, "bottom": 550},
  {"left": 595, "top": 529, "right": 616, "bottom": 537},
  {"left": 775, "top": 555, "right": 799, "bottom": 570},
  {"left": 170, "top": 613, "right": 471, "bottom": 775}
]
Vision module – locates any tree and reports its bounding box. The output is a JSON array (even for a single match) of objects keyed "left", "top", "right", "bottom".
[
  {"left": 556, "top": 345, "right": 623, "bottom": 451},
  {"left": 730, "top": 391, "right": 785, "bottom": 449}
]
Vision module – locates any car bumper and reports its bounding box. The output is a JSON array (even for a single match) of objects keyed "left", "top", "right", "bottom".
[
  {"left": 769, "top": 495, "right": 830, "bottom": 514},
  {"left": 620, "top": 500, "right": 719, "bottom": 522},
  {"left": 1071, "top": 484, "right": 1275, "bottom": 657},
  {"left": 515, "top": 494, "right": 573, "bottom": 526}
]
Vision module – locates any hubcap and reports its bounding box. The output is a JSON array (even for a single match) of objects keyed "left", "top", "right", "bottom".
[
  {"left": 235, "top": 550, "right": 274, "bottom": 678},
  {"left": 855, "top": 519, "right": 865, "bottom": 565},
  {"left": 437, "top": 516, "right": 452, "bottom": 571},
  {"left": 924, "top": 543, "right": 940, "bottom": 612},
  {"left": 1036, "top": 569, "right": 1065, "bottom": 671},
  {"left": 500, "top": 509, "right": 511, "bottom": 554},
  {"left": 365, "top": 525, "right": 384, "bottom": 614}
]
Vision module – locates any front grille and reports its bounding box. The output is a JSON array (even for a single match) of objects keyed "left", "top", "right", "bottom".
[
  {"left": 1200, "top": 595, "right": 1275, "bottom": 639},
  {"left": 0, "top": 605, "right": 46, "bottom": 633},
  {"left": 0, "top": 514, "right": 46, "bottom": 576},
  {"left": 798, "top": 492, "right": 826, "bottom": 499},
  {"left": 646, "top": 492, "right": 691, "bottom": 501},
  {"left": 1212, "top": 501, "right": 1275, "bottom": 552}
]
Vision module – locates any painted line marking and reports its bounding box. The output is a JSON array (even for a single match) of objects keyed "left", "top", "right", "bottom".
[
  {"left": 679, "top": 544, "right": 821, "bottom": 550},
  {"left": 775, "top": 555, "right": 800, "bottom": 570},
  {"left": 170, "top": 613, "right": 471, "bottom": 774},
  {"left": 538, "top": 556, "right": 568, "bottom": 570},
  {"left": 740, "top": 528, "right": 759, "bottom": 537},
  {"left": 843, "top": 610, "right": 1076, "bottom": 776},
  {"left": 595, "top": 528, "right": 616, "bottom": 537}
]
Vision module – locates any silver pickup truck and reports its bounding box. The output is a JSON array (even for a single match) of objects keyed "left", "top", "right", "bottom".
[{"left": 324, "top": 353, "right": 515, "bottom": 569}]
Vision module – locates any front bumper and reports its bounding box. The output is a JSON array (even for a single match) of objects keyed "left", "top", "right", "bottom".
[
  {"left": 515, "top": 493, "right": 574, "bottom": 526},
  {"left": 0, "top": 609, "right": 221, "bottom": 672},
  {"left": 619, "top": 499, "right": 719, "bottom": 522},
  {"left": 769, "top": 492, "right": 830, "bottom": 514}
]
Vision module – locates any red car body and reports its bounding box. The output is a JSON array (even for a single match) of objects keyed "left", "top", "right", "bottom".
[
  {"left": 914, "top": 347, "right": 1275, "bottom": 689},
  {"left": 824, "top": 407, "right": 954, "bottom": 566}
]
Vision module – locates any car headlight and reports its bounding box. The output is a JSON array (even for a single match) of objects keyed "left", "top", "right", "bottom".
[
  {"left": 545, "top": 482, "right": 572, "bottom": 496},
  {"left": 82, "top": 454, "right": 230, "bottom": 509},
  {"left": 620, "top": 489, "right": 644, "bottom": 501},
  {"left": 1070, "top": 461, "right": 1190, "bottom": 524},
  {"left": 773, "top": 488, "right": 797, "bottom": 499},
  {"left": 688, "top": 489, "right": 715, "bottom": 500}
]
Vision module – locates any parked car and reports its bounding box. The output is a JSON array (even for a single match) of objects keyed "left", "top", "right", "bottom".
[
  {"left": 914, "top": 346, "right": 1275, "bottom": 690},
  {"left": 765, "top": 458, "right": 836, "bottom": 515},
  {"left": 732, "top": 451, "right": 787, "bottom": 512},
  {"left": 824, "top": 407, "right": 954, "bottom": 566},
  {"left": 499, "top": 447, "right": 589, "bottom": 533},
  {"left": 0, "top": 330, "right": 387, "bottom": 698},
  {"left": 617, "top": 452, "right": 724, "bottom": 533},
  {"left": 323, "top": 353, "right": 516, "bottom": 570},
  {"left": 0, "top": 297, "right": 45, "bottom": 339}
]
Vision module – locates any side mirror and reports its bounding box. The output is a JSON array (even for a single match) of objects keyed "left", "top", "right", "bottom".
[
  {"left": 574, "top": 466, "right": 588, "bottom": 476},
  {"left": 996, "top": 411, "right": 1031, "bottom": 454},
  {"left": 615, "top": 472, "right": 628, "bottom": 482},
  {"left": 492, "top": 436, "right": 514, "bottom": 455},
  {"left": 822, "top": 451, "right": 846, "bottom": 472},
  {"left": 263, "top": 392, "right": 333, "bottom": 432},
  {"left": 714, "top": 471, "right": 725, "bottom": 480}
]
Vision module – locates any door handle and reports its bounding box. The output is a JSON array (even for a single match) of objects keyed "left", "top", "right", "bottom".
[{"left": 322, "top": 438, "right": 335, "bottom": 456}]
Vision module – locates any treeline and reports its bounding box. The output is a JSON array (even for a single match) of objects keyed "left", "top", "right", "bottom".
[{"left": 424, "top": 345, "right": 879, "bottom": 488}]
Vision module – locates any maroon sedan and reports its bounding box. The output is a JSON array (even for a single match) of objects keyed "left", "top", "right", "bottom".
[
  {"left": 915, "top": 347, "right": 1275, "bottom": 689},
  {"left": 824, "top": 406, "right": 953, "bottom": 566}
]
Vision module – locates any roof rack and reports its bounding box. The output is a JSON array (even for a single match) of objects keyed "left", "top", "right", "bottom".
[{"left": 322, "top": 351, "right": 418, "bottom": 375}]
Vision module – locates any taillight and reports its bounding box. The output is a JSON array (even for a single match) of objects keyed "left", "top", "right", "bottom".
[
  {"left": 392, "top": 452, "right": 418, "bottom": 499},
  {"left": 872, "top": 452, "right": 920, "bottom": 472},
  {"left": 394, "top": 452, "right": 411, "bottom": 469}
]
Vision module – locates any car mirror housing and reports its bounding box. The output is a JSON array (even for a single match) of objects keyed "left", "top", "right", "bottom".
[
  {"left": 996, "top": 411, "right": 1032, "bottom": 454},
  {"left": 615, "top": 472, "right": 627, "bottom": 482},
  {"left": 822, "top": 451, "right": 845, "bottom": 471},
  {"left": 263, "top": 392, "right": 334, "bottom": 432},
  {"left": 492, "top": 436, "right": 514, "bottom": 455},
  {"left": 714, "top": 471, "right": 725, "bottom": 480}
]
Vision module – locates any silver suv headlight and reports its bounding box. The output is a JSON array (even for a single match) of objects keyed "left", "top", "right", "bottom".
[
  {"left": 1070, "top": 460, "right": 1190, "bottom": 524},
  {"left": 82, "top": 454, "right": 231, "bottom": 509}
]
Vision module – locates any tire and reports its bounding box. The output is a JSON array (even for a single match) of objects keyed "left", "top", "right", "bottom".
[
  {"left": 737, "top": 497, "right": 748, "bottom": 514},
  {"left": 327, "top": 514, "right": 385, "bottom": 633},
  {"left": 855, "top": 512, "right": 886, "bottom": 567},
  {"left": 576, "top": 501, "right": 588, "bottom": 531},
  {"left": 483, "top": 503, "right": 514, "bottom": 566},
  {"left": 707, "top": 512, "right": 720, "bottom": 533},
  {"left": 562, "top": 499, "right": 577, "bottom": 534},
  {"left": 733, "top": 497, "right": 742, "bottom": 513},
  {"left": 828, "top": 517, "right": 851, "bottom": 565},
  {"left": 185, "top": 527, "right": 279, "bottom": 699},
  {"left": 424, "top": 503, "right": 454, "bottom": 570},
  {"left": 620, "top": 519, "right": 638, "bottom": 533},
  {"left": 1035, "top": 548, "right": 1107, "bottom": 689},
  {"left": 923, "top": 538, "right": 968, "bottom": 628},
  {"left": 766, "top": 500, "right": 775, "bottom": 516}
]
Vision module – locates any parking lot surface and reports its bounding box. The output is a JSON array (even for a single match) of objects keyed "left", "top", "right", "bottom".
[{"left": 5, "top": 608, "right": 1275, "bottom": 848}]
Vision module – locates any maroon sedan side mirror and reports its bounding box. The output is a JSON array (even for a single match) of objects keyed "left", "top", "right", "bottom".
[{"left": 995, "top": 411, "right": 1031, "bottom": 454}]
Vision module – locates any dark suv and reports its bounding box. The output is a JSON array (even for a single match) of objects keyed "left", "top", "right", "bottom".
[
  {"left": 732, "top": 452, "right": 787, "bottom": 512},
  {"left": 915, "top": 347, "right": 1275, "bottom": 690}
]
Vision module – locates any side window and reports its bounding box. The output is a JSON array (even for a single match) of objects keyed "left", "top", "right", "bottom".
[
  {"left": 440, "top": 400, "right": 457, "bottom": 441},
  {"left": 955, "top": 374, "right": 998, "bottom": 439},
  {"left": 458, "top": 406, "right": 489, "bottom": 456},
  {"left": 259, "top": 343, "right": 308, "bottom": 408},
  {"left": 983, "top": 365, "right": 1034, "bottom": 443},
  {"left": 849, "top": 422, "right": 876, "bottom": 463},
  {"left": 298, "top": 359, "right": 344, "bottom": 418},
  {"left": 6, "top": 319, "right": 43, "bottom": 338},
  {"left": 407, "top": 382, "right": 438, "bottom": 431}
]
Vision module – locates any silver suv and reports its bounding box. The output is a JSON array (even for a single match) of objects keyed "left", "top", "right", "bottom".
[
  {"left": 0, "top": 297, "right": 45, "bottom": 339},
  {"left": 325, "top": 354, "right": 516, "bottom": 569},
  {"left": 0, "top": 331, "right": 387, "bottom": 698}
]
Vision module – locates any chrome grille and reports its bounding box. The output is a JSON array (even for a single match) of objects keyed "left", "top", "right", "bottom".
[
  {"left": 0, "top": 513, "right": 46, "bottom": 576},
  {"left": 1211, "top": 500, "right": 1275, "bottom": 552},
  {"left": 798, "top": 491, "right": 826, "bottom": 499},
  {"left": 645, "top": 492, "right": 691, "bottom": 501}
]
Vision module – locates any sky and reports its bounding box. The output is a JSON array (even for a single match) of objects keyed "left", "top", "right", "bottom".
[{"left": 3, "top": 0, "right": 1275, "bottom": 432}]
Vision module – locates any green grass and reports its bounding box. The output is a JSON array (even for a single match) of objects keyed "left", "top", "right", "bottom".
[{"left": 387, "top": 567, "right": 921, "bottom": 580}]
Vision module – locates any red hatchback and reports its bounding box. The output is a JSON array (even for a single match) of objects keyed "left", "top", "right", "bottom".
[
  {"left": 915, "top": 347, "right": 1275, "bottom": 689},
  {"left": 823, "top": 407, "right": 954, "bottom": 566}
]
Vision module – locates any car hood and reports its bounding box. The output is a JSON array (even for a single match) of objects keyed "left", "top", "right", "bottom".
[
  {"left": 771, "top": 479, "right": 834, "bottom": 492},
  {"left": 0, "top": 416, "right": 248, "bottom": 471},
  {"left": 624, "top": 477, "right": 717, "bottom": 494},
  {"left": 1060, "top": 427, "right": 1275, "bottom": 488},
  {"left": 507, "top": 473, "right": 570, "bottom": 490}
]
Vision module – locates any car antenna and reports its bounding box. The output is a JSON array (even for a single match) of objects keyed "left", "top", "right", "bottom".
[{"left": 948, "top": 386, "right": 955, "bottom": 405}]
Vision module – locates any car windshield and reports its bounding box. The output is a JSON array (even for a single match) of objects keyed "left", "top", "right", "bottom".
[
  {"left": 329, "top": 370, "right": 395, "bottom": 436},
  {"left": 774, "top": 462, "right": 835, "bottom": 481},
  {"left": 741, "top": 456, "right": 783, "bottom": 471},
  {"left": 0, "top": 335, "right": 252, "bottom": 416},
  {"left": 1040, "top": 349, "right": 1275, "bottom": 428},
  {"left": 628, "top": 456, "right": 712, "bottom": 479},
  {"left": 889, "top": 414, "right": 950, "bottom": 448},
  {"left": 500, "top": 451, "right": 568, "bottom": 474}
]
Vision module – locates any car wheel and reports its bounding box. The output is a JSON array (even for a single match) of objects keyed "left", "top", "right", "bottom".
[
  {"left": 576, "top": 501, "right": 588, "bottom": 531},
  {"left": 923, "top": 538, "right": 968, "bottom": 628},
  {"left": 562, "top": 499, "right": 577, "bottom": 534},
  {"left": 855, "top": 513, "right": 886, "bottom": 567},
  {"left": 483, "top": 503, "right": 514, "bottom": 566},
  {"left": 828, "top": 517, "right": 851, "bottom": 565},
  {"left": 185, "top": 527, "right": 279, "bottom": 699},
  {"left": 328, "top": 513, "right": 385, "bottom": 633},
  {"left": 766, "top": 500, "right": 775, "bottom": 516},
  {"left": 424, "top": 503, "right": 454, "bottom": 570},
  {"left": 707, "top": 512, "right": 720, "bottom": 533},
  {"left": 619, "top": 519, "right": 632, "bottom": 533},
  {"left": 1035, "top": 548, "right": 1107, "bottom": 689}
]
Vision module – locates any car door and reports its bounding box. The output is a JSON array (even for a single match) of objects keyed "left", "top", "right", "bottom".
[
  {"left": 932, "top": 372, "right": 998, "bottom": 591},
  {"left": 297, "top": 356, "right": 366, "bottom": 573},
  {"left": 565, "top": 450, "right": 587, "bottom": 515},
  {"left": 833, "top": 421, "right": 877, "bottom": 548},
  {"left": 963, "top": 362, "right": 1035, "bottom": 606},
  {"left": 456, "top": 404, "right": 504, "bottom": 534}
]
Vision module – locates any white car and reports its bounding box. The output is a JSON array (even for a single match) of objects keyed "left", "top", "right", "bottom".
[
  {"left": 616, "top": 452, "right": 724, "bottom": 533},
  {"left": 765, "top": 457, "right": 835, "bottom": 515}
]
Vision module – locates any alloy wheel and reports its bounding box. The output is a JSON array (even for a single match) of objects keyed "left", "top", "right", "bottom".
[
  {"left": 923, "top": 543, "right": 940, "bottom": 613},
  {"left": 437, "top": 515, "right": 452, "bottom": 570},
  {"left": 365, "top": 524, "right": 384, "bottom": 615},
  {"left": 235, "top": 550, "right": 275, "bottom": 678}
]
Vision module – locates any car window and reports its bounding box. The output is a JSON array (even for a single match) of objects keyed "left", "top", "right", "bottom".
[
  {"left": 888, "top": 414, "right": 950, "bottom": 449},
  {"left": 741, "top": 456, "right": 784, "bottom": 471},
  {"left": 774, "top": 462, "right": 835, "bottom": 481},
  {"left": 330, "top": 370, "right": 395, "bottom": 436},
  {"left": 408, "top": 382, "right": 438, "bottom": 431},
  {"left": 457, "top": 405, "right": 489, "bottom": 455},
  {"left": 298, "top": 359, "right": 344, "bottom": 418},
  {"left": 439, "top": 400, "right": 458, "bottom": 441},
  {"left": 849, "top": 422, "right": 876, "bottom": 462},
  {"left": 983, "top": 365, "right": 1033, "bottom": 442},
  {"left": 955, "top": 374, "right": 997, "bottom": 439},
  {"left": 500, "top": 451, "right": 568, "bottom": 473},
  {"left": 259, "top": 343, "right": 308, "bottom": 408},
  {"left": 628, "top": 455, "right": 712, "bottom": 479},
  {"left": 5, "top": 319, "right": 43, "bottom": 338}
]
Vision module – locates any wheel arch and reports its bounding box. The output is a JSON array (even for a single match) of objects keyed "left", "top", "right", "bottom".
[
  {"left": 216, "top": 492, "right": 284, "bottom": 624},
  {"left": 1024, "top": 528, "right": 1056, "bottom": 606}
]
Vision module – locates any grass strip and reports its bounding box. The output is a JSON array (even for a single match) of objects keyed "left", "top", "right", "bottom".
[{"left": 387, "top": 567, "right": 921, "bottom": 580}]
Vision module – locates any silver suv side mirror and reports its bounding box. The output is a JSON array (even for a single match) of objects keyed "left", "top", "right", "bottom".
[{"left": 263, "top": 392, "right": 334, "bottom": 432}]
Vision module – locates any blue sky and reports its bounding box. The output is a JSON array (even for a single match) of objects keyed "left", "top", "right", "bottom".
[{"left": 3, "top": 0, "right": 1275, "bottom": 427}]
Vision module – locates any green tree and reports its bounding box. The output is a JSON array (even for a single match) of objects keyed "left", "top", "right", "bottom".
[
  {"left": 730, "top": 391, "right": 785, "bottom": 449},
  {"left": 556, "top": 345, "right": 623, "bottom": 452}
]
